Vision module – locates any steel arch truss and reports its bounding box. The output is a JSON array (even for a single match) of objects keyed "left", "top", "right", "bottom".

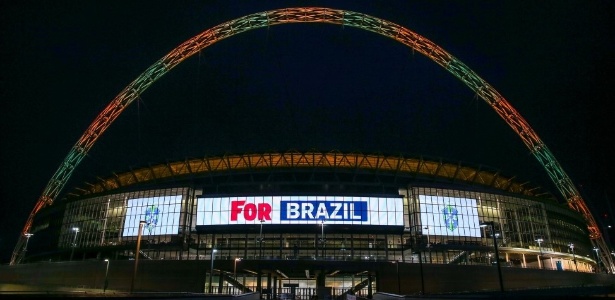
[
  {"left": 12, "top": 7, "right": 613, "bottom": 271},
  {"left": 68, "top": 151, "right": 545, "bottom": 198}
]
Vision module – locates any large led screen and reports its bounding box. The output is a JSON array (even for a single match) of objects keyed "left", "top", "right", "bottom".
[
  {"left": 418, "top": 195, "right": 481, "bottom": 237},
  {"left": 196, "top": 196, "right": 403, "bottom": 226},
  {"left": 122, "top": 195, "right": 182, "bottom": 237}
]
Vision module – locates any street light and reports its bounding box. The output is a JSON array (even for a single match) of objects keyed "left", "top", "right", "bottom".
[
  {"left": 535, "top": 238, "right": 544, "bottom": 253},
  {"left": 208, "top": 246, "right": 218, "bottom": 293},
  {"left": 568, "top": 243, "right": 578, "bottom": 272},
  {"left": 480, "top": 221, "right": 504, "bottom": 292},
  {"left": 255, "top": 220, "right": 264, "bottom": 294},
  {"left": 70, "top": 227, "right": 79, "bottom": 261},
  {"left": 20, "top": 233, "right": 34, "bottom": 263},
  {"left": 257, "top": 219, "right": 265, "bottom": 258},
  {"left": 320, "top": 219, "right": 326, "bottom": 240},
  {"left": 24, "top": 233, "right": 33, "bottom": 253},
  {"left": 319, "top": 220, "right": 326, "bottom": 258},
  {"left": 424, "top": 226, "right": 431, "bottom": 263},
  {"left": 593, "top": 247, "right": 600, "bottom": 273},
  {"left": 536, "top": 238, "right": 544, "bottom": 269},
  {"left": 130, "top": 220, "right": 146, "bottom": 294},
  {"left": 103, "top": 259, "right": 110, "bottom": 293}
]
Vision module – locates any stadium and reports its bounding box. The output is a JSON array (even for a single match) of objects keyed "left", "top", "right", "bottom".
[
  {"left": 3, "top": 6, "right": 615, "bottom": 297},
  {"left": 7, "top": 151, "right": 610, "bottom": 296}
]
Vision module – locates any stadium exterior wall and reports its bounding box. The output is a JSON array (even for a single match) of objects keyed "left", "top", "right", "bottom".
[
  {"left": 11, "top": 153, "right": 607, "bottom": 295},
  {"left": 1, "top": 260, "right": 614, "bottom": 295}
]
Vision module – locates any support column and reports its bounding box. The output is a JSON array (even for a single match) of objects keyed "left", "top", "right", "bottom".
[
  {"left": 316, "top": 271, "right": 328, "bottom": 300},
  {"left": 273, "top": 276, "right": 277, "bottom": 300},
  {"left": 316, "top": 271, "right": 325, "bottom": 288},
  {"left": 218, "top": 270, "right": 223, "bottom": 293},
  {"left": 367, "top": 273, "right": 373, "bottom": 299},
  {"left": 267, "top": 273, "right": 272, "bottom": 300}
]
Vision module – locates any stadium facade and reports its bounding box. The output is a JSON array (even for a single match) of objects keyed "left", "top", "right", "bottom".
[{"left": 20, "top": 151, "right": 602, "bottom": 296}]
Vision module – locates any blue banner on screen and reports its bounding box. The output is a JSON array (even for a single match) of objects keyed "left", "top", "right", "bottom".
[{"left": 280, "top": 201, "right": 367, "bottom": 221}]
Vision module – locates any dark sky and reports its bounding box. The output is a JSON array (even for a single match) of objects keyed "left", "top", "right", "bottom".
[{"left": 1, "top": 1, "right": 614, "bottom": 263}]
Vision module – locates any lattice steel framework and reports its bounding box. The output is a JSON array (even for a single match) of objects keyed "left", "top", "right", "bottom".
[
  {"left": 67, "top": 151, "right": 544, "bottom": 197},
  {"left": 11, "top": 7, "right": 613, "bottom": 271}
]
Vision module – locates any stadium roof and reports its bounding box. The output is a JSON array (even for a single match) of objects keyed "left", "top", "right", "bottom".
[{"left": 65, "top": 151, "right": 554, "bottom": 201}]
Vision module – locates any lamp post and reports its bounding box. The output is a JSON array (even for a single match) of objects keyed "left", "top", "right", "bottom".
[
  {"left": 568, "top": 243, "right": 578, "bottom": 272},
  {"left": 130, "top": 220, "right": 146, "bottom": 294},
  {"left": 480, "top": 221, "right": 504, "bottom": 292},
  {"left": 256, "top": 219, "right": 265, "bottom": 259},
  {"left": 424, "top": 226, "right": 431, "bottom": 263},
  {"left": 593, "top": 247, "right": 600, "bottom": 273},
  {"left": 319, "top": 220, "right": 326, "bottom": 258},
  {"left": 20, "top": 233, "right": 34, "bottom": 263},
  {"left": 208, "top": 246, "right": 218, "bottom": 293},
  {"left": 70, "top": 227, "right": 79, "bottom": 261},
  {"left": 24, "top": 233, "right": 33, "bottom": 254},
  {"left": 536, "top": 238, "right": 544, "bottom": 269},
  {"left": 255, "top": 220, "right": 264, "bottom": 294},
  {"left": 103, "top": 259, "right": 110, "bottom": 293},
  {"left": 535, "top": 238, "right": 543, "bottom": 254}
]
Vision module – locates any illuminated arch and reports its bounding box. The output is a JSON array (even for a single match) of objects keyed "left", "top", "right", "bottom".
[{"left": 11, "top": 7, "right": 613, "bottom": 271}]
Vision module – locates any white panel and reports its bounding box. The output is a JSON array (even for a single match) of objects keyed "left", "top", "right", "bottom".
[
  {"left": 418, "top": 195, "right": 481, "bottom": 237},
  {"left": 122, "top": 195, "right": 182, "bottom": 237}
]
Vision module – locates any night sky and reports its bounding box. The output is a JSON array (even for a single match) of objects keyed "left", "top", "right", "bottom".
[{"left": 1, "top": 1, "right": 614, "bottom": 264}]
